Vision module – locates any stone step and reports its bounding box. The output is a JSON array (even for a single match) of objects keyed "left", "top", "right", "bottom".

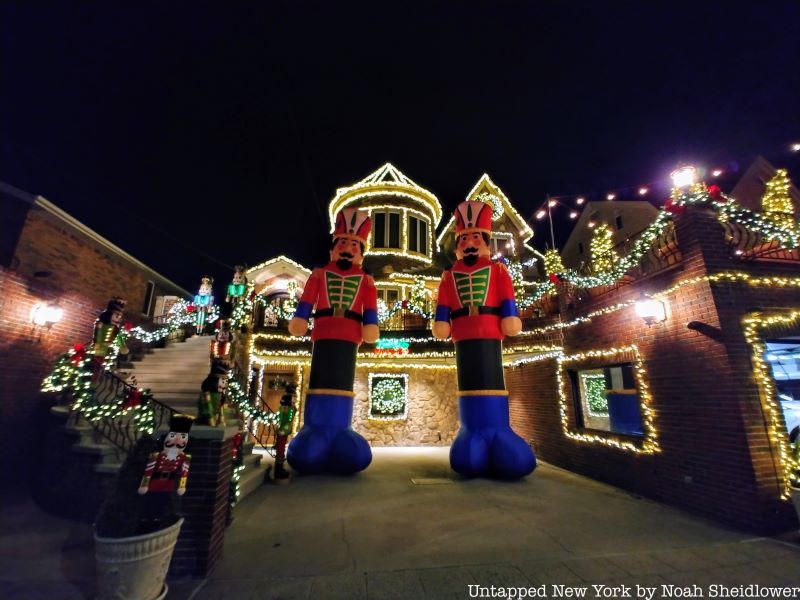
[{"left": 238, "top": 461, "right": 269, "bottom": 501}]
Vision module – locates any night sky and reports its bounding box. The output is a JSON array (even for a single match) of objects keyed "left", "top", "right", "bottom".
[{"left": 2, "top": 1, "right": 799, "bottom": 292}]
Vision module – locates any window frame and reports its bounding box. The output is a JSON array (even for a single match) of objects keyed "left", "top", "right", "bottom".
[
  {"left": 372, "top": 209, "right": 403, "bottom": 250},
  {"left": 408, "top": 215, "right": 429, "bottom": 256},
  {"left": 142, "top": 280, "right": 155, "bottom": 316}
]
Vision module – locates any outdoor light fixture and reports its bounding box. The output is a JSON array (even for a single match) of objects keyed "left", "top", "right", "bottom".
[
  {"left": 670, "top": 165, "right": 697, "bottom": 188},
  {"left": 576, "top": 197, "right": 585, "bottom": 205},
  {"left": 634, "top": 293, "right": 666, "bottom": 326},
  {"left": 30, "top": 303, "right": 63, "bottom": 327}
]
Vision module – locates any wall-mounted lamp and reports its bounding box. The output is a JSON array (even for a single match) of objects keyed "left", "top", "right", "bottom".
[
  {"left": 634, "top": 293, "right": 667, "bottom": 326},
  {"left": 31, "top": 303, "right": 64, "bottom": 327}
]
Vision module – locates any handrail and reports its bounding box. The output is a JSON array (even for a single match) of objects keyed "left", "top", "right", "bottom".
[{"left": 230, "top": 364, "right": 279, "bottom": 457}]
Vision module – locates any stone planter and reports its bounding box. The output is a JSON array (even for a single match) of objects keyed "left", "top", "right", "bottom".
[{"left": 94, "top": 518, "right": 183, "bottom": 600}]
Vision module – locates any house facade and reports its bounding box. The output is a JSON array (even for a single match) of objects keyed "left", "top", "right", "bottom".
[{"left": 241, "top": 164, "right": 800, "bottom": 533}]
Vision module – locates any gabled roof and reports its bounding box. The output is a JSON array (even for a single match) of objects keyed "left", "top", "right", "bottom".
[
  {"left": 436, "top": 174, "right": 534, "bottom": 250},
  {"left": 247, "top": 255, "right": 311, "bottom": 284},
  {"left": 328, "top": 162, "right": 443, "bottom": 229}
]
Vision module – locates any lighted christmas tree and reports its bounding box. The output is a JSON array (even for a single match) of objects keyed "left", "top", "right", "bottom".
[
  {"left": 543, "top": 249, "right": 564, "bottom": 276},
  {"left": 590, "top": 224, "right": 617, "bottom": 274},
  {"left": 761, "top": 169, "right": 796, "bottom": 230}
]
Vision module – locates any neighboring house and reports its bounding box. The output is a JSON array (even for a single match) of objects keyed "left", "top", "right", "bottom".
[
  {"left": 560, "top": 200, "right": 659, "bottom": 270},
  {"left": 0, "top": 181, "right": 190, "bottom": 485},
  {"left": 729, "top": 155, "right": 800, "bottom": 214}
]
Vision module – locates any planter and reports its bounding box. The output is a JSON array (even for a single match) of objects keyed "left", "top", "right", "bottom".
[{"left": 94, "top": 517, "right": 183, "bottom": 600}]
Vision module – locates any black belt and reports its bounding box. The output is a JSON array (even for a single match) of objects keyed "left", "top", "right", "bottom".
[
  {"left": 451, "top": 306, "right": 501, "bottom": 319},
  {"left": 314, "top": 308, "right": 363, "bottom": 322}
]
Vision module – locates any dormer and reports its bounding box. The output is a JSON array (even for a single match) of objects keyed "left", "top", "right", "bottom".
[{"left": 328, "top": 163, "right": 442, "bottom": 274}]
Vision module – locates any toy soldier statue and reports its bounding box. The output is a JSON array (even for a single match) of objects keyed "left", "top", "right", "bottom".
[
  {"left": 226, "top": 265, "right": 248, "bottom": 305},
  {"left": 433, "top": 199, "right": 536, "bottom": 479},
  {"left": 286, "top": 207, "right": 379, "bottom": 474},
  {"left": 194, "top": 277, "right": 214, "bottom": 335},
  {"left": 137, "top": 414, "right": 194, "bottom": 532},
  {"left": 210, "top": 319, "right": 235, "bottom": 361},
  {"left": 273, "top": 383, "right": 296, "bottom": 481},
  {"left": 197, "top": 361, "right": 228, "bottom": 426},
  {"left": 93, "top": 297, "right": 129, "bottom": 358}
]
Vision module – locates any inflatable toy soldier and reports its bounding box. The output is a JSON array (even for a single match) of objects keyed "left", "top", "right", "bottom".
[
  {"left": 93, "top": 297, "right": 129, "bottom": 358},
  {"left": 194, "top": 277, "right": 214, "bottom": 335},
  {"left": 197, "top": 361, "right": 228, "bottom": 426},
  {"left": 137, "top": 413, "right": 194, "bottom": 532},
  {"left": 210, "top": 319, "right": 235, "bottom": 361},
  {"left": 226, "top": 265, "right": 248, "bottom": 305},
  {"left": 286, "top": 207, "right": 379, "bottom": 474},
  {"left": 433, "top": 199, "right": 536, "bottom": 479}
]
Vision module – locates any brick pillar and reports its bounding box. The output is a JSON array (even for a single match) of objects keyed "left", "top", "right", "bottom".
[{"left": 169, "top": 425, "right": 237, "bottom": 578}]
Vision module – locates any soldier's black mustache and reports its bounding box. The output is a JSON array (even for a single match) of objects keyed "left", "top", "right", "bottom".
[
  {"left": 165, "top": 441, "right": 186, "bottom": 449},
  {"left": 339, "top": 252, "right": 354, "bottom": 259},
  {"left": 463, "top": 248, "right": 479, "bottom": 254}
]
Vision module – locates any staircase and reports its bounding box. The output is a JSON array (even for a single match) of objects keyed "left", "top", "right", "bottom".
[{"left": 121, "top": 335, "right": 270, "bottom": 501}]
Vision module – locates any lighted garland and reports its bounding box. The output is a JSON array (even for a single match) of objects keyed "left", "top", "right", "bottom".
[
  {"left": 475, "top": 191, "right": 504, "bottom": 221},
  {"left": 226, "top": 375, "right": 279, "bottom": 426},
  {"left": 125, "top": 299, "right": 213, "bottom": 344},
  {"left": 230, "top": 285, "right": 254, "bottom": 328},
  {"left": 376, "top": 277, "right": 433, "bottom": 324}
]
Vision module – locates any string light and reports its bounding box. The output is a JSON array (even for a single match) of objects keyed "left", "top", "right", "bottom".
[
  {"left": 548, "top": 199, "right": 558, "bottom": 207},
  {"left": 569, "top": 211, "right": 579, "bottom": 219},
  {"left": 590, "top": 223, "right": 618, "bottom": 274},
  {"left": 576, "top": 197, "right": 585, "bottom": 205},
  {"left": 368, "top": 373, "right": 409, "bottom": 420},
  {"left": 536, "top": 209, "right": 547, "bottom": 220},
  {"left": 743, "top": 310, "right": 800, "bottom": 499},
  {"left": 638, "top": 187, "right": 648, "bottom": 196},
  {"left": 712, "top": 169, "right": 723, "bottom": 177},
  {"left": 791, "top": 143, "right": 800, "bottom": 152},
  {"left": 606, "top": 193, "right": 616, "bottom": 201},
  {"left": 556, "top": 345, "right": 660, "bottom": 454}
]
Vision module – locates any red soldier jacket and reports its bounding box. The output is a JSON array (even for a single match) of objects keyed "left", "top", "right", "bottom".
[
  {"left": 139, "top": 451, "right": 191, "bottom": 493},
  {"left": 294, "top": 262, "right": 379, "bottom": 344},
  {"left": 435, "top": 257, "right": 519, "bottom": 342}
]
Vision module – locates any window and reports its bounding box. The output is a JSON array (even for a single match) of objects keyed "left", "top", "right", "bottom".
[
  {"left": 373, "top": 211, "right": 401, "bottom": 249},
  {"left": 615, "top": 215, "right": 624, "bottom": 231},
  {"left": 377, "top": 287, "right": 401, "bottom": 307},
  {"left": 142, "top": 281, "right": 155, "bottom": 315},
  {"left": 570, "top": 363, "right": 644, "bottom": 435},
  {"left": 489, "top": 234, "right": 514, "bottom": 256},
  {"left": 408, "top": 216, "right": 428, "bottom": 255},
  {"left": 368, "top": 373, "right": 409, "bottom": 420}
]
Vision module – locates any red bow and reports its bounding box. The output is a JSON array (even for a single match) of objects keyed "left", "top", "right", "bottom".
[{"left": 548, "top": 273, "right": 560, "bottom": 284}]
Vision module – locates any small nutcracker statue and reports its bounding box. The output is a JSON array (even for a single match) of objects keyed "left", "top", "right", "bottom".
[
  {"left": 433, "top": 199, "right": 536, "bottom": 479},
  {"left": 273, "top": 383, "right": 296, "bottom": 481},
  {"left": 193, "top": 277, "right": 215, "bottom": 335},
  {"left": 197, "top": 361, "right": 228, "bottom": 426},
  {"left": 210, "top": 319, "right": 235, "bottom": 361},
  {"left": 137, "top": 414, "right": 194, "bottom": 531},
  {"left": 226, "top": 265, "right": 248, "bottom": 305},
  {"left": 93, "top": 297, "right": 129, "bottom": 358},
  {"left": 286, "top": 207, "right": 379, "bottom": 475}
]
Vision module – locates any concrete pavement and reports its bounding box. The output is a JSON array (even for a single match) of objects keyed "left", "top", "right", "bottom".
[{"left": 2, "top": 448, "right": 799, "bottom": 599}]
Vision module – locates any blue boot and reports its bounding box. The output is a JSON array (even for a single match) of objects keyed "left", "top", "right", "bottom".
[
  {"left": 287, "top": 392, "right": 372, "bottom": 475},
  {"left": 450, "top": 393, "right": 536, "bottom": 479}
]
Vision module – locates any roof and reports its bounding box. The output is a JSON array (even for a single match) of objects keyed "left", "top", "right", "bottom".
[
  {"left": 328, "top": 162, "right": 443, "bottom": 229},
  {"left": 0, "top": 181, "right": 191, "bottom": 297},
  {"left": 436, "top": 174, "right": 535, "bottom": 252},
  {"left": 247, "top": 254, "right": 312, "bottom": 283}
]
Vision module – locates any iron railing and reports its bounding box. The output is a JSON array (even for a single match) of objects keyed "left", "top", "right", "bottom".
[
  {"left": 230, "top": 364, "right": 279, "bottom": 457},
  {"left": 722, "top": 220, "right": 800, "bottom": 263}
]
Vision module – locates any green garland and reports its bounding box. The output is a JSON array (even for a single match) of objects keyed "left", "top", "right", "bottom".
[
  {"left": 370, "top": 377, "right": 406, "bottom": 415},
  {"left": 226, "top": 376, "right": 279, "bottom": 426}
]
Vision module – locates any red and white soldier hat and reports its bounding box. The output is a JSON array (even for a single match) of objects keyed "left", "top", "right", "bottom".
[
  {"left": 333, "top": 208, "right": 372, "bottom": 246},
  {"left": 454, "top": 200, "right": 493, "bottom": 237}
]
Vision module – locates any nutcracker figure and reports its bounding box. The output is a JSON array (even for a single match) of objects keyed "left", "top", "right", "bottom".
[
  {"left": 433, "top": 200, "right": 536, "bottom": 479},
  {"left": 194, "top": 277, "right": 214, "bottom": 335},
  {"left": 137, "top": 414, "right": 194, "bottom": 531},
  {"left": 93, "top": 297, "right": 129, "bottom": 357},
  {"left": 286, "top": 207, "right": 379, "bottom": 475},
  {"left": 197, "top": 361, "right": 228, "bottom": 426},
  {"left": 273, "top": 383, "right": 296, "bottom": 481},
  {"left": 226, "top": 265, "right": 248, "bottom": 305},
  {"left": 210, "top": 319, "right": 235, "bottom": 361}
]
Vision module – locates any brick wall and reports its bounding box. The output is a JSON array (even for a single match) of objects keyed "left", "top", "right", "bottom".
[
  {"left": 170, "top": 426, "right": 235, "bottom": 578},
  {"left": 507, "top": 206, "right": 800, "bottom": 533}
]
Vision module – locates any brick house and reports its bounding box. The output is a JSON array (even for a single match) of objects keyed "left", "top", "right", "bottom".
[
  {"left": 244, "top": 164, "right": 800, "bottom": 533},
  {"left": 0, "top": 181, "right": 190, "bottom": 486}
]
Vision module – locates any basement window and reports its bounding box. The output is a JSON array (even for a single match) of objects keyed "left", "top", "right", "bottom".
[{"left": 570, "top": 363, "right": 644, "bottom": 436}]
